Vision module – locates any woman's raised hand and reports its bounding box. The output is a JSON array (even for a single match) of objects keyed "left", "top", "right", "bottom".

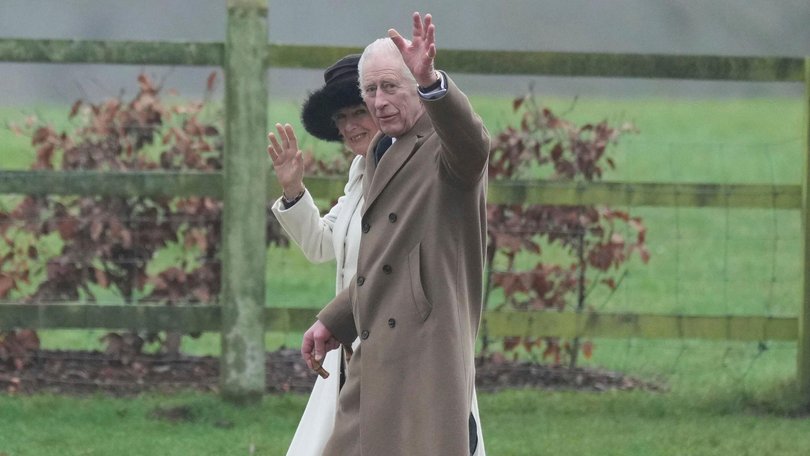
[{"left": 267, "top": 123, "right": 305, "bottom": 199}]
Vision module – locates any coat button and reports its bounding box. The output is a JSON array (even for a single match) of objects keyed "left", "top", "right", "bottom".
[
  {"left": 357, "top": 276, "right": 365, "bottom": 286},
  {"left": 382, "top": 264, "right": 392, "bottom": 274},
  {"left": 388, "top": 318, "right": 396, "bottom": 328},
  {"left": 361, "top": 330, "right": 370, "bottom": 340},
  {"left": 388, "top": 213, "right": 397, "bottom": 223},
  {"left": 362, "top": 222, "right": 370, "bottom": 233}
]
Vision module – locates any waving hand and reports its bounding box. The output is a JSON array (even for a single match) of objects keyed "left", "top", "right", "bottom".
[
  {"left": 267, "top": 123, "right": 305, "bottom": 199},
  {"left": 388, "top": 12, "right": 440, "bottom": 88}
]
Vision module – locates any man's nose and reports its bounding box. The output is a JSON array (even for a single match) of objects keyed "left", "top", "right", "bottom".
[{"left": 374, "top": 93, "right": 389, "bottom": 111}]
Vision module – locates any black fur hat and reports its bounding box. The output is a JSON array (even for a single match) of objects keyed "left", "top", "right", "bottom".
[{"left": 301, "top": 54, "right": 363, "bottom": 142}]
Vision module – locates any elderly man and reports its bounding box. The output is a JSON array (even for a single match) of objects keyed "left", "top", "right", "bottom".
[{"left": 302, "top": 12, "right": 490, "bottom": 455}]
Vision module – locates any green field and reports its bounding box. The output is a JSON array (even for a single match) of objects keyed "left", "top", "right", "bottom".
[{"left": 2, "top": 94, "right": 809, "bottom": 455}]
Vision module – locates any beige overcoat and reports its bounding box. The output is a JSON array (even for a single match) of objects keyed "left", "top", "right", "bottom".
[{"left": 318, "top": 75, "right": 489, "bottom": 456}]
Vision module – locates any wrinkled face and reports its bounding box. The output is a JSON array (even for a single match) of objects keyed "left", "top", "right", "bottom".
[
  {"left": 361, "top": 55, "right": 424, "bottom": 138},
  {"left": 333, "top": 104, "right": 377, "bottom": 156}
]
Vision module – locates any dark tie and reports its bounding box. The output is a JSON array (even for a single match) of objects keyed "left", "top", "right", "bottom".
[{"left": 374, "top": 136, "right": 393, "bottom": 165}]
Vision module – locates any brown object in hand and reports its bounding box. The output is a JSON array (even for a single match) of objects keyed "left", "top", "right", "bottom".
[{"left": 311, "top": 357, "right": 329, "bottom": 379}]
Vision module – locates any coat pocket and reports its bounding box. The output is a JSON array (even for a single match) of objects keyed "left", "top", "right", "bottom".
[{"left": 407, "top": 242, "right": 433, "bottom": 321}]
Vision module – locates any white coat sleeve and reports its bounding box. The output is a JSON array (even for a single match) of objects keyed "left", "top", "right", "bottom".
[{"left": 271, "top": 190, "right": 344, "bottom": 264}]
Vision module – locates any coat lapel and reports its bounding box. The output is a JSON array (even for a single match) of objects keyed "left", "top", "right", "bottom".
[
  {"left": 362, "top": 132, "right": 383, "bottom": 203},
  {"left": 363, "top": 113, "right": 433, "bottom": 215},
  {"left": 332, "top": 156, "right": 365, "bottom": 289}
]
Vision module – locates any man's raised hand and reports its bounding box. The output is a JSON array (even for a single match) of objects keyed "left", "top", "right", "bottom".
[{"left": 388, "top": 12, "right": 439, "bottom": 88}]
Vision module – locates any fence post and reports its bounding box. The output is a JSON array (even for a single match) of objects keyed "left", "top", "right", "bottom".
[
  {"left": 220, "top": 0, "right": 268, "bottom": 403},
  {"left": 800, "top": 57, "right": 810, "bottom": 404}
]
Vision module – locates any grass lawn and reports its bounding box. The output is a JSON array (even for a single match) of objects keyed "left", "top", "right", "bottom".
[
  {"left": 481, "top": 388, "right": 810, "bottom": 456},
  {"left": 2, "top": 92, "right": 809, "bottom": 454},
  {"left": 2, "top": 377, "right": 809, "bottom": 455},
  {"left": 0, "top": 393, "right": 306, "bottom": 455}
]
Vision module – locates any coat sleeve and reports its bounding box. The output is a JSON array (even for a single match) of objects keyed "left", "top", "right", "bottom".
[
  {"left": 317, "top": 284, "right": 357, "bottom": 346},
  {"left": 423, "top": 72, "right": 490, "bottom": 186},
  {"left": 271, "top": 190, "right": 340, "bottom": 263},
  {"left": 271, "top": 158, "right": 363, "bottom": 263}
]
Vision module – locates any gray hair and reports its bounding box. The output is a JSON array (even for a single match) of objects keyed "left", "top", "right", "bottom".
[{"left": 357, "top": 38, "right": 417, "bottom": 99}]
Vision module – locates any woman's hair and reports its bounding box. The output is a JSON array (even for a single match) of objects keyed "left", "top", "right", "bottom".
[{"left": 357, "top": 38, "right": 417, "bottom": 99}]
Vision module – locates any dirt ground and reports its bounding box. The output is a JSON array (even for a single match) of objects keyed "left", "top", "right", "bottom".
[{"left": 0, "top": 349, "right": 664, "bottom": 396}]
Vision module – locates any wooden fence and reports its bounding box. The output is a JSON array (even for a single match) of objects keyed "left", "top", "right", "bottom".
[{"left": 0, "top": 1, "right": 808, "bottom": 403}]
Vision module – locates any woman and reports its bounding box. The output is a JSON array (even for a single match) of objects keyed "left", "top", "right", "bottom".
[{"left": 268, "top": 54, "right": 486, "bottom": 455}]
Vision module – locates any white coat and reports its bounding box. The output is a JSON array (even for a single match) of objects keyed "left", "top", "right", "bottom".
[{"left": 272, "top": 155, "right": 365, "bottom": 456}]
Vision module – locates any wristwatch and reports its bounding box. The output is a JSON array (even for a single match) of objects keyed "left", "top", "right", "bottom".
[{"left": 281, "top": 189, "right": 305, "bottom": 209}]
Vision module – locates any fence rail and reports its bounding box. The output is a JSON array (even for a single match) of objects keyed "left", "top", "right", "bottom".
[
  {"left": 0, "top": 304, "right": 797, "bottom": 342},
  {"left": 0, "top": 38, "right": 804, "bottom": 81},
  {"left": 0, "top": 39, "right": 223, "bottom": 66},
  {"left": 0, "top": 170, "right": 801, "bottom": 209}
]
